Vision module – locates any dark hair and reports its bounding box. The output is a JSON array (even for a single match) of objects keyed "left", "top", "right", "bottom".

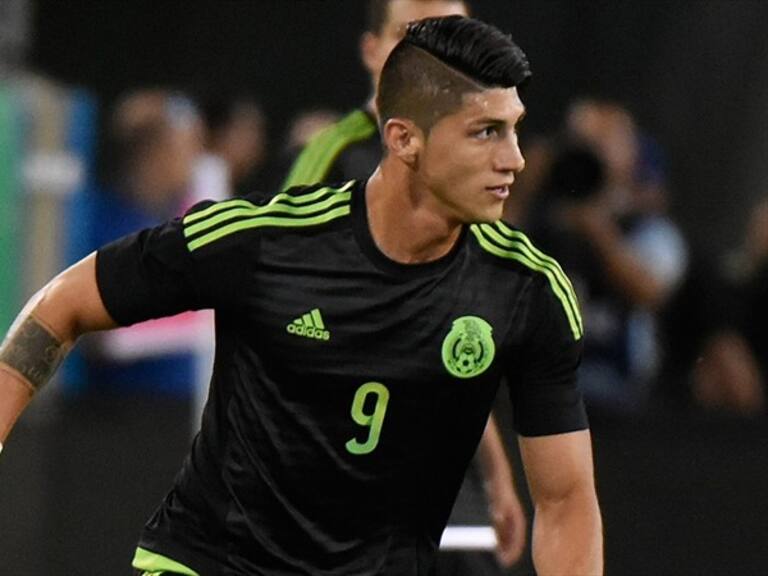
[
  {"left": 366, "top": 0, "right": 470, "bottom": 34},
  {"left": 404, "top": 15, "right": 530, "bottom": 89},
  {"left": 377, "top": 16, "right": 531, "bottom": 130}
]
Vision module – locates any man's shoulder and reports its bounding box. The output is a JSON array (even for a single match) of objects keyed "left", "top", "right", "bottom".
[
  {"left": 314, "top": 109, "right": 378, "bottom": 142},
  {"left": 282, "top": 109, "right": 378, "bottom": 189},
  {"left": 181, "top": 181, "right": 358, "bottom": 254},
  {"left": 468, "top": 221, "right": 584, "bottom": 341},
  {"left": 468, "top": 221, "right": 563, "bottom": 271}
]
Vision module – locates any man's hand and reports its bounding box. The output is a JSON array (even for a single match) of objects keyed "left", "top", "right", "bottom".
[
  {"left": 477, "top": 415, "right": 527, "bottom": 567},
  {"left": 486, "top": 471, "right": 527, "bottom": 566}
]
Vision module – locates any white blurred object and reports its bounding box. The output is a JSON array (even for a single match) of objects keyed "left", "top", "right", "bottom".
[
  {"left": 439, "top": 526, "right": 497, "bottom": 551},
  {"left": 23, "top": 150, "right": 84, "bottom": 196},
  {"left": 99, "top": 311, "right": 214, "bottom": 360}
]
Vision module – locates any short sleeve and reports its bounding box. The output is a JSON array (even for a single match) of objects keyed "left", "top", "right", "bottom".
[
  {"left": 508, "top": 277, "right": 589, "bottom": 436},
  {"left": 96, "top": 201, "right": 249, "bottom": 327}
]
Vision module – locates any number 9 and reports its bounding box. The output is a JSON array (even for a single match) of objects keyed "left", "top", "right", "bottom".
[{"left": 345, "top": 382, "right": 390, "bottom": 455}]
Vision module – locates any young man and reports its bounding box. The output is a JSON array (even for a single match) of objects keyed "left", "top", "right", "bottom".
[
  {"left": 284, "top": 3, "right": 529, "bottom": 569},
  {"left": 0, "top": 16, "right": 602, "bottom": 576}
]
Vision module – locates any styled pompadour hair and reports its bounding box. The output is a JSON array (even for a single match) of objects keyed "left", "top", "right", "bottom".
[{"left": 377, "top": 15, "right": 531, "bottom": 131}]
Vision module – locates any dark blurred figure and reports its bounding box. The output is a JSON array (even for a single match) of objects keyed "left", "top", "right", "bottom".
[
  {"left": 736, "top": 198, "right": 768, "bottom": 387},
  {"left": 192, "top": 95, "right": 267, "bottom": 202},
  {"left": 665, "top": 197, "right": 767, "bottom": 416},
  {"left": 527, "top": 99, "right": 688, "bottom": 417}
]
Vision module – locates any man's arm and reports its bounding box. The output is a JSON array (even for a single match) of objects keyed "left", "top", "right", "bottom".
[
  {"left": 476, "top": 415, "right": 527, "bottom": 567},
  {"left": 518, "top": 429, "right": 602, "bottom": 576},
  {"left": 0, "top": 253, "right": 116, "bottom": 445}
]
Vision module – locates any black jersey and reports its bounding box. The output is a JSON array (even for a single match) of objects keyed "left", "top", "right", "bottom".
[{"left": 96, "top": 180, "right": 587, "bottom": 576}]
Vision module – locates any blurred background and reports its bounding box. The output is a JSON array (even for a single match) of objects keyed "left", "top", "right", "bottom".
[{"left": 1, "top": 1, "right": 767, "bottom": 574}]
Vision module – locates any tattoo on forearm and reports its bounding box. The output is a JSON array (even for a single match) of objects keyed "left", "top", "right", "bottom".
[{"left": 0, "top": 316, "right": 67, "bottom": 392}]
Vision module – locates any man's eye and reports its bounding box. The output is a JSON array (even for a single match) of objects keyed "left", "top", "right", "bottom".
[{"left": 475, "top": 127, "right": 498, "bottom": 140}]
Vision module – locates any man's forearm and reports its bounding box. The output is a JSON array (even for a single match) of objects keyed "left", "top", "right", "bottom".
[
  {"left": 0, "top": 254, "right": 118, "bottom": 447},
  {"left": 531, "top": 488, "right": 603, "bottom": 576},
  {"left": 0, "top": 311, "right": 71, "bottom": 444},
  {"left": 0, "top": 315, "right": 70, "bottom": 392},
  {"left": 477, "top": 415, "right": 512, "bottom": 485}
]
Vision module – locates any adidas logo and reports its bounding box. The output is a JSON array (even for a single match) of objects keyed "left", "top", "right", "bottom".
[{"left": 286, "top": 308, "right": 331, "bottom": 341}]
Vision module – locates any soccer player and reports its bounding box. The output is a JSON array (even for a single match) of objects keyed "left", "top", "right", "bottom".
[
  {"left": 0, "top": 15, "right": 603, "bottom": 576},
  {"left": 284, "top": 2, "right": 529, "bottom": 569}
]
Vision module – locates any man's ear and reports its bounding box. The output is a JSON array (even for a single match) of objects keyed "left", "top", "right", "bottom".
[{"left": 382, "top": 118, "right": 423, "bottom": 167}]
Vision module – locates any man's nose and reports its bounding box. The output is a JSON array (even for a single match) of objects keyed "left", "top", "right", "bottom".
[{"left": 495, "top": 135, "right": 525, "bottom": 174}]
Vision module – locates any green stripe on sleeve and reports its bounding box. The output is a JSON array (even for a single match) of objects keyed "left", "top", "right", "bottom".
[
  {"left": 184, "top": 181, "right": 354, "bottom": 228},
  {"left": 496, "top": 221, "right": 580, "bottom": 298},
  {"left": 183, "top": 198, "right": 257, "bottom": 225},
  {"left": 187, "top": 205, "right": 351, "bottom": 252},
  {"left": 268, "top": 182, "right": 349, "bottom": 206},
  {"left": 132, "top": 547, "right": 199, "bottom": 576},
  {"left": 479, "top": 224, "right": 583, "bottom": 333},
  {"left": 184, "top": 191, "right": 351, "bottom": 238},
  {"left": 296, "top": 112, "right": 375, "bottom": 183},
  {"left": 470, "top": 225, "right": 582, "bottom": 340},
  {"left": 282, "top": 110, "right": 376, "bottom": 190}
]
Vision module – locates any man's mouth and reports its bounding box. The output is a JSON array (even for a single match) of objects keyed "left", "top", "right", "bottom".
[{"left": 486, "top": 185, "right": 511, "bottom": 199}]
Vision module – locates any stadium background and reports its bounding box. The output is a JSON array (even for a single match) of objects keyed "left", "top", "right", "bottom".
[{"left": 1, "top": 1, "right": 767, "bottom": 574}]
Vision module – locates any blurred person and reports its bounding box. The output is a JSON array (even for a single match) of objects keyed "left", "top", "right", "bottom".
[
  {"left": 690, "top": 330, "right": 764, "bottom": 415},
  {"left": 264, "top": 107, "right": 341, "bottom": 191},
  {"left": 0, "top": 16, "right": 602, "bottom": 576},
  {"left": 103, "top": 90, "right": 202, "bottom": 220},
  {"left": 84, "top": 89, "right": 204, "bottom": 395},
  {"left": 657, "top": 245, "right": 746, "bottom": 413},
  {"left": 283, "top": 2, "right": 529, "bottom": 573},
  {"left": 284, "top": 0, "right": 472, "bottom": 188},
  {"left": 286, "top": 108, "right": 342, "bottom": 151},
  {"left": 529, "top": 98, "right": 688, "bottom": 416},
  {"left": 191, "top": 95, "right": 267, "bottom": 205},
  {"left": 684, "top": 197, "right": 768, "bottom": 416}
]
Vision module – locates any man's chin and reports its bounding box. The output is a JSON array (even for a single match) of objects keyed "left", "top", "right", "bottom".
[{"left": 469, "top": 206, "right": 504, "bottom": 224}]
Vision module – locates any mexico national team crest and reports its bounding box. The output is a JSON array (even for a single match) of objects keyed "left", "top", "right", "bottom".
[{"left": 441, "top": 316, "right": 496, "bottom": 379}]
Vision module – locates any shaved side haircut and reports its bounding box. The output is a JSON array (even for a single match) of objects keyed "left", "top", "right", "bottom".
[{"left": 376, "top": 15, "right": 531, "bottom": 133}]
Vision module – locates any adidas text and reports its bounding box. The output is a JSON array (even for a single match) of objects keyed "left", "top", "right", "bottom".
[{"left": 287, "top": 323, "right": 330, "bottom": 341}]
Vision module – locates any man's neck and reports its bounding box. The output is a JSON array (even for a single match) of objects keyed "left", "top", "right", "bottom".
[{"left": 365, "top": 166, "right": 463, "bottom": 264}]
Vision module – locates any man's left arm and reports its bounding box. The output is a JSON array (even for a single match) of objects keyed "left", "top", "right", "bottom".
[
  {"left": 518, "top": 429, "right": 603, "bottom": 576},
  {"left": 476, "top": 414, "right": 527, "bottom": 567}
]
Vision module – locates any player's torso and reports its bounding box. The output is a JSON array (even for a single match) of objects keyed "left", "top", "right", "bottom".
[{"left": 199, "top": 183, "right": 535, "bottom": 573}]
